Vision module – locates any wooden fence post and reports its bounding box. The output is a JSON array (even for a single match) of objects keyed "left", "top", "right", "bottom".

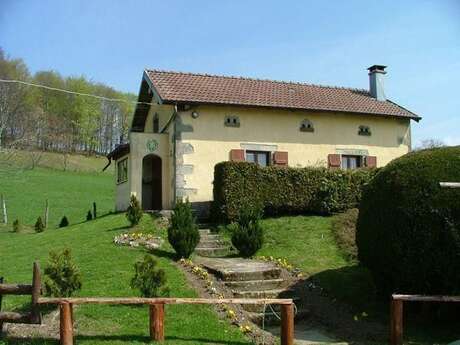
[
  {"left": 60, "top": 302, "right": 73, "bottom": 345},
  {"left": 149, "top": 303, "right": 165, "bottom": 341},
  {"left": 44, "top": 199, "right": 49, "bottom": 228},
  {"left": 390, "top": 298, "right": 403, "bottom": 345},
  {"left": 281, "top": 303, "right": 294, "bottom": 345},
  {"left": 30, "top": 262, "right": 42, "bottom": 324},
  {"left": 1, "top": 194, "right": 7, "bottom": 224}
]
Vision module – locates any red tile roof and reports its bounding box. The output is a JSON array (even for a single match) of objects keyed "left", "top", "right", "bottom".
[{"left": 145, "top": 70, "right": 420, "bottom": 120}]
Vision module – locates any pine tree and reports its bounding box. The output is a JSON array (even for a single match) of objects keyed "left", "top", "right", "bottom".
[{"left": 126, "top": 195, "right": 143, "bottom": 226}]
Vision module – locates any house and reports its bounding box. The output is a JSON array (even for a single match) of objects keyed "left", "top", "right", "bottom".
[{"left": 107, "top": 65, "right": 421, "bottom": 216}]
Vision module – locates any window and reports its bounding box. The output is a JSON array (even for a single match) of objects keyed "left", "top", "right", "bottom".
[
  {"left": 341, "top": 155, "right": 363, "bottom": 170},
  {"left": 358, "top": 125, "right": 371, "bottom": 136},
  {"left": 117, "top": 158, "right": 128, "bottom": 183},
  {"left": 153, "top": 113, "right": 159, "bottom": 133},
  {"left": 224, "top": 115, "right": 240, "bottom": 127},
  {"left": 246, "top": 150, "right": 270, "bottom": 167},
  {"left": 300, "top": 119, "right": 314, "bottom": 132}
]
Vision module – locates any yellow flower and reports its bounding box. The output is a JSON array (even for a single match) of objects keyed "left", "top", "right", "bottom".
[{"left": 226, "top": 309, "right": 236, "bottom": 319}]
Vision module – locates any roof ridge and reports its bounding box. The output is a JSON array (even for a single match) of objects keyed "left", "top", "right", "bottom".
[{"left": 145, "top": 68, "right": 369, "bottom": 93}]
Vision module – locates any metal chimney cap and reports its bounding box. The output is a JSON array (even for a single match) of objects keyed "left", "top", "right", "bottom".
[{"left": 368, "top": 65, "right": 387, "bottom": 73}]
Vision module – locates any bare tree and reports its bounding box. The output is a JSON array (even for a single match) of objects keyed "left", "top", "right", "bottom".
[{"left": 415, "top": 138, "right": 446, "bottom": 151}]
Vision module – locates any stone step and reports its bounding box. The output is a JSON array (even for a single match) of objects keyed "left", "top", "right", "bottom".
[
  {"left": 212, "top": 266, "right": 281, "bottom": 282},
  {"left": 247, "top": 308, "right": 309, "bottom": 326},
  {"left": 200, "top": 234, "right": 221, "bottom": 241},
  {"left": 198, "top": 229, "right": 211, "bottom": 235},
  {"left": 224, "top": 278, "right": 286, "bottom": 292},
  {"left": 195, "top": 247, "right": 230, "bottom": 257},
  {"left": 232, "top": 288, "right": 296, "bottom": 299},
  {"left": 241, "top": 296, "right": 300, "bottom": 313},
  {"left": 197, "top": 240, "right": 227, "bottom": 248}
]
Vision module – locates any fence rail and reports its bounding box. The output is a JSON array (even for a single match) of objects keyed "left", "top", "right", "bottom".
[
  {"left": 38, "top": 296, "right": 295, "bottom": 345},
  {"left": 390, "top": 294, "right": 460, "bottom": 345}
]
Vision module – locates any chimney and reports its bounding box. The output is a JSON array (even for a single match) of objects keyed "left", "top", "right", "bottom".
[{"left": 368, "top": 65, "right": 387, "bottom": 101}]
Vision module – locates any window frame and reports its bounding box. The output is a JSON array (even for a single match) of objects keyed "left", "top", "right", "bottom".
[
  {"left": 117, "top": 158, "right": 128, "bottom": 184},
  {"left": 246, "top": 150, "right": 270, "bottom": 167}
]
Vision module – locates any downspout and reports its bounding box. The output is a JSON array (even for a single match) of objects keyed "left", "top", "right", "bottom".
[{"left": 102, "top": 157, "right": 112, "bottom": 172}]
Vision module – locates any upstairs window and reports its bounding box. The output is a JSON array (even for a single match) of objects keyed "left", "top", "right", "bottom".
[
  {"left": 117, "top": 158, "right": 128, "bottom": 183},
  {"left": 341, "top": 155, "right": 363, "bottom": 170},
  {"left": 246, "top": 150, "right": 270, "bottom": 167},
  {"left": 225, "top": 115, "right": 240, "bottom": 127},
  {"left": 300, "top": 119, "right": 314, "bottom": 132},
  {"left": 358, "top": 125, "right": 371, "bottom": 136}
]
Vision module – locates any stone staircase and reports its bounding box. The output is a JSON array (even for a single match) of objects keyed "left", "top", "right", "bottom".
[
  {"left": 194, "top": 229, "right": 232, "bottom": 257},
  {"left": 195, "top": 256, "right": 305, "bottom": 325}
]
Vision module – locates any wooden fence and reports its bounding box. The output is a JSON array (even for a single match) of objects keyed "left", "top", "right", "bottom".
[
  {"left": 0, "top": 262, "right": 42, "bottom": 331},
  {"left": 38, "top": 296, "right": 295, "bottom": 345},
  {"left": 390, "top": 294, "right": 460, "bottom": 345}
]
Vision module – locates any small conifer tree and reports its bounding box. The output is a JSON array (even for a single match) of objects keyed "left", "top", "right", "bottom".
[
  {"left": 13, "top": 219, "right": 20, "bottom": 233},
  {"left": 126, "top": 195, "right": 143, "bottom": 226},
  {"left": 131, "top": 255, "right": 169, "bottom": 297},
  {"left": 231, "top": 204, "right": 264, "bottom": 258},
  {"left": 34, "top": 216, "right": 45, "bottom": 233},
  {"left": 93, "top": 202, "right": 97, "bottom": 219},
  {"left": 59, "top": 216, "right": 69, "bottom": 228},
  {"left": 44, "top": 249, "right": 82, "bottom": 297},
  {"left": 86, "top": 210, "right": 93, "bottom": 221},
  {"left": 167, "top": 199, "right": 200, "bottom": 258}
]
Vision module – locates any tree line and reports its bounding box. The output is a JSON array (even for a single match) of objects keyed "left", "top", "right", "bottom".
[{"left": 0, "top": 48, "right": 136, "bottom": 156}]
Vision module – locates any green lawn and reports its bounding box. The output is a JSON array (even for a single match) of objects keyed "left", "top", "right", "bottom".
[
  {"left": 0, "top": 214, "right": 252, "bottom": 345},
  {"left": 0, "top": 164, "right": 114, "bottom": 227}
]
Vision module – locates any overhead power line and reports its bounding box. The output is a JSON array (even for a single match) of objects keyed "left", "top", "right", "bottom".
[{"left": 0, "top": 78, "right": 153, "bottom": 106}]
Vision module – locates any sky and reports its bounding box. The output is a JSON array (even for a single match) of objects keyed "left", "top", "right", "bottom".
[{"left": 1, "top": 0, "right": 459, "bottom": 147}]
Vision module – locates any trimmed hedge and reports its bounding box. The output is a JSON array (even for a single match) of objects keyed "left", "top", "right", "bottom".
[
  {"left": 356, "top": 146, "right": 460, "bottom": 296},
  {"left": 212, "top": 162, "right": 377, "bottom": 222}
]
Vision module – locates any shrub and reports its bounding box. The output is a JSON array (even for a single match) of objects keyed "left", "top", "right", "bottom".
[
  {"left": 231, "top": 204, "right": 264, "bottom": 258},
  {"left": 59, "top": 216, "right": 69, "bottom": 228},
  {"left": 86, "top": 210, "right": 93, "bottom": 221},
  {"left": 12, "top": 219, "right": 21, "bottom": 233},
  {"left": 212, "top": 162, "right": 377, "bottom": 222},
  {"left": 44, "top": 248, "right": 82, "bottom": 297},
  {"left": 356, "top": 147, "right": 460, "bottom": 296},
  {"left": 131, "top": 255, "right": 169, "bottom": 297},
  {"left": 331, "top": 208, "right": 358, "bottom": 260},
  {"left": 167, "top": 199, "right": 200, "bottom": 258},
  {"left": 34, "top": 216, "right": 45, "bottom": 233},
  {"left": 126, "top": 195, "right": 143, "bottom": 226}
]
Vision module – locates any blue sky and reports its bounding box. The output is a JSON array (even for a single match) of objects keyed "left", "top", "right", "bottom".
[{"left": 1, "top": 0, "right": 459, "bottom": 146}]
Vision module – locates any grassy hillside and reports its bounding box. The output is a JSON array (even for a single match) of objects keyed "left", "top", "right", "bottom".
[
  {"left": 0, "top": 214, "right": 252, "bottom": 345},
  {"left": 0, "top": 151, "right": 114, "bottom": 227}
]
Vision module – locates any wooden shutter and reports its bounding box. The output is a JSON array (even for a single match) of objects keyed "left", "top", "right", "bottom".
[
  {"left": 328, "top": 154, "right": 341, "bottom": 169},
  {"left": 230, "top": 149, "right": 245, "bottom": 162},
  {"left": 366, "top": 156, "right": 377, "bottom": 168},
  {"left": 273, "top": 151, "right": 288, "bottom": 166}
]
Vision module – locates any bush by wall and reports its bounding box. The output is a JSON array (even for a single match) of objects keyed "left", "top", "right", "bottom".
[
  {"left": 126, "top": 195, "right": 143, "bottom": 226},
  {"left": 213, "top": 162, "right": 377, "bottom": 222},
  {"left": 356, "top": 146, "right": 460, "bottom": 296}
]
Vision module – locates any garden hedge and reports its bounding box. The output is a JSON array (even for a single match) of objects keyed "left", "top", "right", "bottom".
[
  {"left": 356, "top": 146, "right": 460, "bottom": 296},
  {"left": 212, "top": 162, "right": 377, "bottom": 222}
]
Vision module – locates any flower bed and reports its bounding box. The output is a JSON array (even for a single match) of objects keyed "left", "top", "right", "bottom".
[{"left": 113, "top": 232, "right": 163, "bottom": 250}]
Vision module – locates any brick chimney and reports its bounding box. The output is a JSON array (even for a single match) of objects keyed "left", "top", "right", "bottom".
[{"left": 368, "top": 65, "right": 387, "bottom": 101}]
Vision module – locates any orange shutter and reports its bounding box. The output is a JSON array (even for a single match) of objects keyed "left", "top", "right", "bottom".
[
  {"left": 273, "top": 151, "right": 288, "bottom": 166},
  {"left": 230, "top": 149, "right": 245, "bottom": 162},
  {"left": 328, "top": 154, "right": 341, "bottom": 169},
  {"left": 366, "top": 156, "right": 377, "bottom": 168}
]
